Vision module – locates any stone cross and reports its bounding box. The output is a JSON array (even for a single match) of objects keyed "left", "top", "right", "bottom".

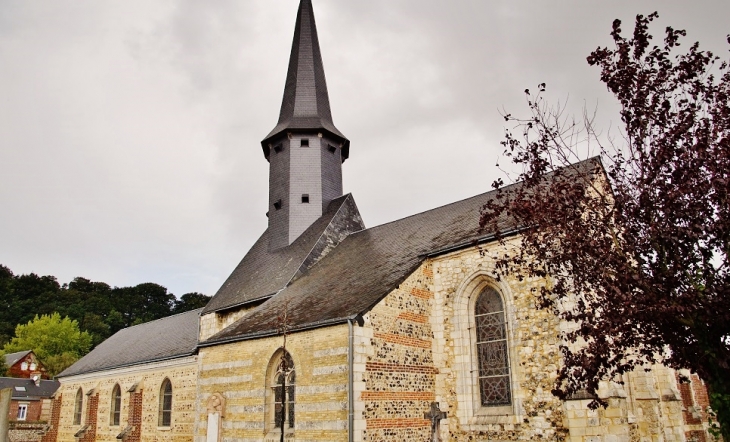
[{"left": 424, "top": 402, "right": 447, "bottom": 442}]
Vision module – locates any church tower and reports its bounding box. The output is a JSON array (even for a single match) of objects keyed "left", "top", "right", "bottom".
[{"left": 261, "top": 0, "right": 350, "bottom": 251}]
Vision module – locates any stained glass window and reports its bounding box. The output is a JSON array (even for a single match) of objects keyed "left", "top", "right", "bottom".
[
  {"left": 475, "top": 287, "right": 511, "bottom": 406},
  {"left": 272, "top": 351, "right": 295, "bottom": 430}
]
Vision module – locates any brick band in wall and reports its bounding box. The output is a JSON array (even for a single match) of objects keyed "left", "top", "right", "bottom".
[
  {"left": 373, "top": 333, "right": 431, "bottom": 349},
  {"left": 410, "top": 288, "right": 432, "bottom": 299},
  {"left": 395, "top": 312, "right": 428, "bottom": 323}
]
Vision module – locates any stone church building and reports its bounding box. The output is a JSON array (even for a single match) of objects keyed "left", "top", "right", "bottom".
[{"left": 46, "top": 1, "right": 714, "bottom": 442}]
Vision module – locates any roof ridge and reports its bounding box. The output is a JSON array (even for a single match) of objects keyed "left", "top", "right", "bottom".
[
  {"left": 262, "top": 195, "right": 354, "bottom": 299},
  {"left": 116, "top": 307, "right": 203, "bottom": 332},
  {"left": 354, "top": 156, "right": 602, "bottom": 234},
  {"left": 292, "top": 193, "right": 356, "bottom": 273}
]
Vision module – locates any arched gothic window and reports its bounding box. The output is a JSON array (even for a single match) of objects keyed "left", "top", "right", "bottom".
[
  {"left": 110, "top": 384, "right": 122, "bottom": 426},
  {"left": 266, "top": 350, "right": 295, "bottom": 433},
  {"left": 475, "top": 287, "right": 511, "bottom": 406},
  {"left": 73, "top": 388, "right": 83, "bottom": 425},
  {"left": 158, "top": 379, "right": 172, "bottom": 427}
]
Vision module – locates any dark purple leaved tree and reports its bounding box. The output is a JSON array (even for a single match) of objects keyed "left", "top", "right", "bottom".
[{"left": 481, "top": 13, "right": 729, "bottom": 438}]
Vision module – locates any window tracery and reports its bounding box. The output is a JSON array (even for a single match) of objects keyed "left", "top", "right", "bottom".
[
  {"left": 475, "top": 287, "right": 511, "bottom": 406},
  {"left": 266, "top": 350, "right": 295, "bottom": 435}
]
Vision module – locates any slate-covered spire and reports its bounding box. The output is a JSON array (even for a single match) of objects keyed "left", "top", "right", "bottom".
[
  {"left": 263, "top": 0, "right": 349, "bottom": 251},
  {"left": 261, "top": 0, "right": 349, "bottom": 161}
]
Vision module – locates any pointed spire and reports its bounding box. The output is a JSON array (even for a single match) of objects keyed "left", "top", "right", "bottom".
[{"left": 262, "top": 0, "right": 349, "bottom": 160}]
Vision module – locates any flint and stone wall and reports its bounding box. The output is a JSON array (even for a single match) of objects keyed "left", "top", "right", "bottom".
[
  {"left": 8, "top": 422, "right": 46, "bottom": 442},
  {"left": 352, "top": 241, "right": 716, "bottom": 442},
  {"left": 52, "top": 358, "right": 197, "bottom": 442}
]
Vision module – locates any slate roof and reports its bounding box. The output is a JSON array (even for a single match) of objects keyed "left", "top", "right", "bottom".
[
  {"left": 201, "top": 158, "right": 605, "bottom": 345},
  {"left": 203, "top": 194, "right": 364, "bottom": 314},
  {"left": 0, "top": 378, "right": 59, "bottom": 400},
  {"left": 3, "top": 350, "right": 31, "bottom": 367},
  {"left": 58, "top": 308, "right": 203, "bottom": 378},
  {"left": 261, "top": 0, "right": 349, "bottom": 160}
]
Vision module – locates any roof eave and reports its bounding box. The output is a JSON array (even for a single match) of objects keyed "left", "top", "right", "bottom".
[
  {"left": 57, "top": 350, "right": 198, "bottom": 379},
  {"left": 198, "top": 314, "right": 361, "bottom": 348},
  {"left": 261, "top": 127, "right": 350, "bottom": 162}
]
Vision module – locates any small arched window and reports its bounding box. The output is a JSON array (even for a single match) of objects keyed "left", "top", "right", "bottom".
[
  {"left": 158, "top": 379, "right": 172, "bottom": 427},
  {"left": 475, "top": 287, "right": 511, "bottom": 406},
  {"left": 110, "top": 384, "right": 122, "bottom": 426},
  {"left": 266, "top": 350, "right": 295, "bottom": 434},
  {"left": 73, "top": 388, "right": 83, "bottom": 425}
]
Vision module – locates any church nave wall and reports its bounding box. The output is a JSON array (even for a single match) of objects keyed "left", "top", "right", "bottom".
[{"left": 195, "top": 324, "right": 350, "bottom": 442}]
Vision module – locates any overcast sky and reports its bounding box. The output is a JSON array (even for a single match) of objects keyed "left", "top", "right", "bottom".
[{"left": 1, "top": 0, "right": 728, "bottom": 297}]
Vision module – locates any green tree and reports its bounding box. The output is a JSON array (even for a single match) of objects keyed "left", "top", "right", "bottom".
[
  {"left": 0, "top": 355, "right": 8, "bottom": 377},
  {"left": 172, "top": 292, "right": 211, "bottom": 313},
  {"left": 2, "top": 313, "right": 92, "bottom": 377},
  {"left": 0, "top": 265, "right": 15, "bottom": 345}
]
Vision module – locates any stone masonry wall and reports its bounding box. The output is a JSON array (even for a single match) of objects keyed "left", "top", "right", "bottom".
[
  {"left": 355, "top": 263, "right": 435, "bottom": 442},
  {"left": 426, "top": 241, "right": 714, "bottom": 442},
  {"left": 8, "top": 422, "right": 46, "bottom": 442},
  {"left": 430, "top": 240, "right": 568, "bottom": 441},
  {"left": 199, "top": 307, "right": 254, "bottom": 342},
  {"left": 55, "top": 359, "right": 197, "bottom": 442},
  {"left": 195, "top": 324, "right": 350, "bottom": 442}
]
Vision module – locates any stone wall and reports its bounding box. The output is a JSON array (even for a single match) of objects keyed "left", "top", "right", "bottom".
[
  {"left": 352, "top": 240, "right": 716, "bottom": 442},
  {"left": 430, "top": 240, "right": 567, "bottom": 441},
  {"left": 195, "top": 325, "right": 350, "bottom": 442},
  {"left": 54, "top": 357, "right": 197, "bottom": 442},
  {"left": 199, "top": 308, "right": 254, "bottom": 342},
  {"left": 8, "top": 422, "right": 46, "bottom": 442},
  {"left": 355, "top": 263, "right": 435, "bottom": 442}
]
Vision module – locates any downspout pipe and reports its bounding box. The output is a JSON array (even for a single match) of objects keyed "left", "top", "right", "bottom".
[
  {"left": 348, "top": 318, "right": 354, "bottom": 442},
  {"left": 347, "top": 314, "right": 363, "bottom": 442}
]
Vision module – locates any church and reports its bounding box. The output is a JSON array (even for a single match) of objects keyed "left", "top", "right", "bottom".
[{"left": 43, "top": 1, "right": 714, "bottom": 442}]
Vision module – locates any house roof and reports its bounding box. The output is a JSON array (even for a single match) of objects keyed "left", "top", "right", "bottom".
[
  {"left": 0, "top": 377, "right": 59, "bottom": 400},
  {"left": 202, "top": 158, "right": 602, "bottom": 345},
  {"left": 3, "top": 350, "right": 31, "bottom": 367},
  {"left": 203, "top": 194, "right": 364, "bottom": 314},
  {"left": 57, "top": 308, "right": 203, "bottom": 378},
  {"left": 261, "top": 0, "right": 349, "bottom": 159}
]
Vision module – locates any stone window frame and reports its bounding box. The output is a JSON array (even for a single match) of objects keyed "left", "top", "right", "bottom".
[
  {"left": 73, "top": 388, "right": 83, "bottom": 425},
  {"left": 452, "top": 271, "right": 523, "bottom": 426},
  {"left": 158, "top": 378, "right": 173, "bottom": 427},
  {"left": 110, "top": 384, "right": 122, "bottom": 426},
  {"left": 264, "top": 348, "right": 296, "bottom": 439}
]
